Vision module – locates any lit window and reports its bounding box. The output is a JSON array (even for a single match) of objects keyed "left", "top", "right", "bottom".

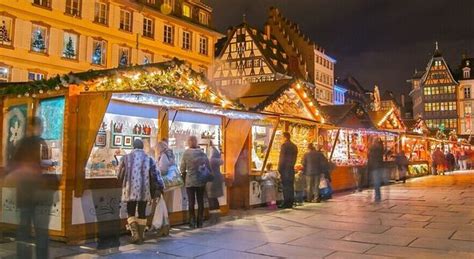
[
  {"left": 0, "top": 66, "right": 9, "bottom": 82},
  {"left": 182, "top": 30, "right": 191, "bottom": 50},
  {"left": 118, "top": 47, "right": 130, "bottom": 67},
  {"left": 28, "top": 71, "right": 45, "bottom": 81},
  {"left": 182, "top": 4, "right": 191, "bottom": 18},
  {"left": 146, "top": 0, "right": 156, "bottom": 4},
  {"left": 162, "top": 0, "right": 174, "bottom": 12},
  {"left": 62, "top": 31, "right": 78, "bottom": 59},
  {"left": 143, "top": 17, "right": 154, "bottom": 38},
  {"left": 0, "top": 15, "right": 14, "bottom": 47},
  {"left": 199, "top": 36, "right": 208, "bottom": 55},
  {"left": 94, "top": 1, "right": 108, "bottom": 25},
  {"left": 199, "top": 11, "right": 209, "bottom": 25},
  {"left": 91, "top": 39, "right": 107, "bottom": 66},
  {"left": 465, "top": 103, "right": 472, "bottom": 116},
  {"left": 119, "top": 9, "right": 132, "bottom": 32},
  {"left": 464, "top": 87, "right": 471, "bottom": 99},
  {"left": 32, "top": 0, "right": 50, "bottom": 8},
  {"left": 163, "top": 24, "right": 173, "bottom": 44},
  {"left": 31, "top": 24, "right": 48, "bottom": 53},
  {"left": 65, "top": 0, "right": 82, "bottom": 17}
]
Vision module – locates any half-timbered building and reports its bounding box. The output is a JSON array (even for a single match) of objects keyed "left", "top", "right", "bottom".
[{"left": 409, "top": 43, "right": 459, "bottom": 132}]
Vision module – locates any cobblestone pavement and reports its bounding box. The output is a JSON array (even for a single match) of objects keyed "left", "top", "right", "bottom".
[{"left": 1, "top": 172, "right": 473, "bottom": 258}]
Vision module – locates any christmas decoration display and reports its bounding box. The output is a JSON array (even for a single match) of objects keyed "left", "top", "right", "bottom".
[
  {"left": 92, "top": 43, "right": 103, "bottom": 65},
  {"left": 119, "top": 50, "right": 128, "bottom": 67},
  {"left": 32, "top": 28, "right": 46, "bottom": 52},
  {"left": 0, "top": 20, "right": 11, "bottom": 44},
  {"left": 63, "top": 36, "right": 76, "bottom": 59}
]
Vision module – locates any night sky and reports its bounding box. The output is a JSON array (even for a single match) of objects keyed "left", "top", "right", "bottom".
[{"left": 205, "top": 0, "right": 474, "bottom": 97}]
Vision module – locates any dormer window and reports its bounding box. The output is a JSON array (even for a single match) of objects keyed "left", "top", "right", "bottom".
[
  {"left": 182, "top": 4, "right": 191, "bottom": 18},
  {"left": 464, "top": 69, "right": 470, "bottom": 79}
]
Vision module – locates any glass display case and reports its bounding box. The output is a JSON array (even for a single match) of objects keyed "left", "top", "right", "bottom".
[
  {"left": 85, "top": 101, "right": 158, "bottom": 179},
  {"left": 251, "top": 121, "right": 275, "bottom": 171},
  {"left": 38, "top": 97, "right": 65, "bottom": 175}
]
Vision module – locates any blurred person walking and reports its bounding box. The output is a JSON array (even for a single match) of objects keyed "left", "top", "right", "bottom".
[
  {"left": 368, "top": 138, "right": 385, "bottom": 202},
  {"left": 395, "top": 150, "right": 409, "bottom": 183},
  {"left": 180, "top": 136, "right": 212, "bottom": 228},
  {"left": 118, "top": 139, "right": 164, "bottom": 244},
  {"left": 278, "top": 132, "right": 298, "bottom": 209},
  {"left": 206, "top": 141, "right": 224, "bottom": 225},
  {"left": 445, "top": 150, "right": 455, "bottom": 172},
  {"left": 302, "top": 143, "right": 325, "bottom": 203},
  {"left": 431, "top": 147, "right": 445, "bottom": 175},
  {"left": 7, "top": 117, "right": 58, "bottom": 259}
]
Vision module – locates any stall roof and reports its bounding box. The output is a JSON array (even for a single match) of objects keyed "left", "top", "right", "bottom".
[
  {"left": 367, "top": 108, "right": 406, "bottom": 132},
  {"left": 0, "top": 59, "right": 235, "bottom": 109},
  {"left": 403, "top": 118, "right": 429, "bottom": 135},
  {"left": 319, "top": 103, "right": 373, "bottom": 129},
  {"left": 220, "top": 79, "right": 325, "bottom": 123}
]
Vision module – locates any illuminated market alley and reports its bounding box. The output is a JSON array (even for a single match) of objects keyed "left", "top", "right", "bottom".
[{"left": 2, "top": 172, "right": 472, "bottom": 259}]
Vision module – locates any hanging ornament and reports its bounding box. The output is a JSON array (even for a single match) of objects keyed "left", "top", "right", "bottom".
[
  {"left": 39, "top": 89, "right": 44, "bottom": 94},
  {"left": 24, "top": 92, "right": 29, "bottom": 97},
  {"left": 55, "top": 86, "right": 60, "bottom": 90}
]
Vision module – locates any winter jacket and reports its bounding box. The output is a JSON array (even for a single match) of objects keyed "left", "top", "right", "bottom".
[
  {"left": 432, "top": 150, "right": 445, "bottom": 165},
  {"left": 395, "top": 153, "right": 409, "bottom": 170},
  {"left": 158, "top": 148, "right": 176, "bottom": 173},
  {"left": 302, "top": 150, "right": 326, "bottom": 176},
  {"left": 180, "top": 148, "right": 210, "bottom": 188},
  {"left": 118, "top": 149, "right": 163, "bottom": 202},
  {"left": 278, "top": 140, "right": 298, "bottom": 174},
  {"left": 206, "top": 147, "right": 224, "bottom": 198}
]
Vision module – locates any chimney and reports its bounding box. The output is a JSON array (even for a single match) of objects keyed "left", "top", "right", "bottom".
[{"left": 264, "top": 22, "right": 271, "bottom": 39}]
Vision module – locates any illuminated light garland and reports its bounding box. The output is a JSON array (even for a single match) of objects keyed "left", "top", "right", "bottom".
[{"left": 112, "top": 93, "right": 264, "bottom": 120}]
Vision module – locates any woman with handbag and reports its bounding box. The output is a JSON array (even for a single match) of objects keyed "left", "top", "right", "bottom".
[
  {"left": 207, "top": 141, "right": 224, "bottom": 225},
  {"left": 118, "top": 139, "right": 164, "bottom": 244},
  {"left": 180, "top": 136, "right": 211, "bottom": 228}
]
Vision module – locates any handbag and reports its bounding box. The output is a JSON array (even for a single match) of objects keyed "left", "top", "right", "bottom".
[
  {"left": 198, "top": 163, "right": 214, "bottom": 183},
  {"left": 162, "top": 164, "right": 184, "bottom": 191}
]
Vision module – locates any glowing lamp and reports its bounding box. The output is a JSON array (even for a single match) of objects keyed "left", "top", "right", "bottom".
[{"left": 116, "top": 78, "right": 123, "bottom": 84}]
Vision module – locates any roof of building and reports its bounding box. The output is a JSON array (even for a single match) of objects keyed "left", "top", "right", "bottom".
[
  {"left": 215, "top": 22, "right": 289, "bottom": 75},
  {"left": 319, "top": 103, "right": 373, "bottom": 128},
  {"left": 338, "top": 76, "right": 367, "bottom": 94},
  {"left": 454, "top": 57, "right": 474, "bottom": 80}
]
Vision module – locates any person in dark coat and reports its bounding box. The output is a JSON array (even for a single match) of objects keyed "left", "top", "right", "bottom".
[
  {"left": 368, "top": 138, "right": 384, "bottom": 202},
  {"left": 206, "top": 141, "right": 224, "bottom": 225},
  {"left": 278, "top": 132, "right": 298, "bottom": 208},
  {"left": 302, "top": 143, "right": 325, "bottom": 203},
  {"left": 445, "top": 150, "right": 455, "bottom": 172},
  {"left": 395, "top": 150, "right": 409, "bottom": 183},
  {"left": 8, "top": 117, "right": 59, "bottom": 259}
]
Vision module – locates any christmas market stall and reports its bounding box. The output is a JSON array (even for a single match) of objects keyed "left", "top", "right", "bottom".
[
  {"left": 220, "top": 79, "right": 324, "bottom": 207},
  {"left": 367, "top": 108, "right": 407, "bottom": 181},
  {"left": 0, "top": 60, "right": 264, "bottom": 242},
  {"left": 401, "top": 118, "right": 430, "bottom": 177},
  {"left": 318, "top": 104, "right": 382, "bottom": 191}
]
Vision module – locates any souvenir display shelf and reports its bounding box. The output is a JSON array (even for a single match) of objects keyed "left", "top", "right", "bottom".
[
  {"left": 402, "top": 136, "right": 428, "bottom": 162},
  {"left": 85, "top": 114, "right": 158, "bottom": 179},
  {"left": 328, "top": 129, "right": 368, "bottom": 166}
]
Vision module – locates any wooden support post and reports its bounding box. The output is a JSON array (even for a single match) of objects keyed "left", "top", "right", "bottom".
[{"left": 329, "top": 129, "right": 341, "bottom": 161}]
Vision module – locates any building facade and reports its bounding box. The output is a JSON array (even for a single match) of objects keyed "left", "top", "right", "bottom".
[
  {"left": 213, "top": 7, "right": 336, "bottom": 105},
  {"left": 409, "top": 44, "right": 458, "bottom": 132},
  {"left": 337, "top": 76, "right": 369, "bottom": 107},
  {"left": 457, "top": 57, "right": 473, "bottom": 136},
  {"left": 333, "top": 84, "right": 347, "bottom": 105},
  {"left": 0, "top": 0, "right": 222, "bottom": 83}
]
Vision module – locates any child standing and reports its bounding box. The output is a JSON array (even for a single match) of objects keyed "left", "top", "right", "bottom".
[
  {"left": 262, "top": 163, "right": 279, "bottom": 209},
  {"left": 294, "top": 169, "right": 306, "bottom": 206}
]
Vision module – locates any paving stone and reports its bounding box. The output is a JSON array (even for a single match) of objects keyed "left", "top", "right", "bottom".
[
  {"left": 156, "top": 243, "right": 219, "bottom": 257},
  {"left": 383, "top": 226, "right": 455, "bottom": 238},
  {"left": 306, "top": 229, "right": 353, "bottom": 240},
  {"left": 289, "top": 236, "right": 375, "bottom": 253},
  {"left": 424, "top": 222, "right": 474, "bottom": 231},
  {"left": 307, "top": 220, "right": 390, "bottom": 234},
  {"left": 410, "top": 237, "right": 474, "bottom": 252},
  {"left": 366, "top": 244, "right": 474, "bottom": 258},
  {"left": 325, "top": 251, "right": 393, "bottom": 259},
  {"left": 451, "top": 230, "right": 474, "bottom": 241},
  {"left": 343, "top": 232, "right": 417, "bottom": 246},
  {"left": 196, "top": 249, "right": 276, "bottom": 259},
  {"left": 249, "top": 243, "right": 334, "bottom": 258},
  {"left": 398, "top": 214, "right": 433, "bottom": 222},
  {"left": 379, "top": 218, "right": 429, "bottom": 228}
]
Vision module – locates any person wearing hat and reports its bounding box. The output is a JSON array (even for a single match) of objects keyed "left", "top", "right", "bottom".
[{"left": 118, "top": 139, "right": 163, "bottom": 244}]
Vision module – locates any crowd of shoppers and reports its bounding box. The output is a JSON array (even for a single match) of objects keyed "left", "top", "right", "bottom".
[{"left": 429, "top": 146, "right": 473, "bottom": 175}]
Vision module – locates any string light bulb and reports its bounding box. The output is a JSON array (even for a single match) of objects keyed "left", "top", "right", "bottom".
[
  {"left": 116, "top": 78, "right": 123, "bottom": 84},
  {"left": 296, "top": 83, "right": 301, "bottom": 89}
]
